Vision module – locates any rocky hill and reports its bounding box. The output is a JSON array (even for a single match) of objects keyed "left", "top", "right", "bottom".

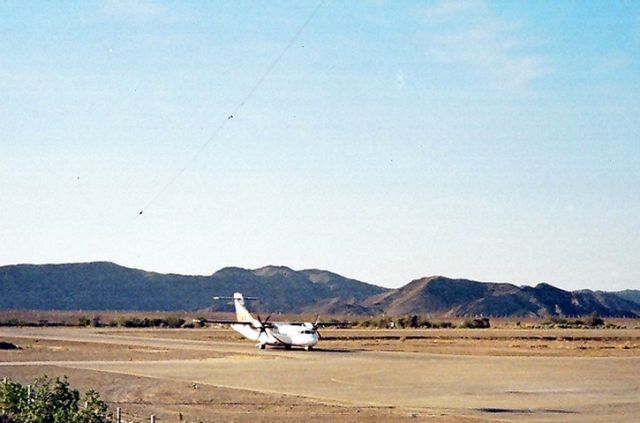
[
  {"left": 363, "top": 276, "right": 640, "bottom": 317},
  {"left": 0, "top": 262, "right": 638, "bottom": 317},
  {"left": 613, "top": 290, "right": 640, "bottom": 306},
  {"left": 0, "top": 262, "right": 386, "bottom": 312}
]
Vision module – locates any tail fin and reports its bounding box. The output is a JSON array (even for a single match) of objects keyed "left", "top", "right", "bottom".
[{"left": 233, "top": 293, "right": 255, "bottom": 322}]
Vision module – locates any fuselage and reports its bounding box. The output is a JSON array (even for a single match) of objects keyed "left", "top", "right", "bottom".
[
  {"left": 228, "top": 292, "right": 319, "bottom": 350},
  {"left": 231, "top": 322, "right": 318, "bottom": 348}
]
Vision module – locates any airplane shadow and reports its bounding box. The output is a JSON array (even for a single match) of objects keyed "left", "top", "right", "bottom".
[
  {"left": 312, "top": 347, "right": 363, "bottom": 353},
  {"left": 269, "top": 346, "right": 362, "bottom": 354}
]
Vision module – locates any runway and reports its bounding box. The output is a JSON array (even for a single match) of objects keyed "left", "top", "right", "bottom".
[{"left": 2, "top": 327, "right": 639, "bottom": 421}]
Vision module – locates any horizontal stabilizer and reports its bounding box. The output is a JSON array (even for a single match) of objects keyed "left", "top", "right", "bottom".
[{"left": 213, "top": 296, "right": 259, "bottom": 301}]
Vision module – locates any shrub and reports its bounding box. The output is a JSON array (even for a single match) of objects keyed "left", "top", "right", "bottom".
[
  {"left": 0, "top": 319, "right": 24, "bottom": 327},
  {"left": 0, "top": 376, "right": 112, "bottom": 423},
  {"left": 356, "top": 317, "right": 393, "bottom": 329},
  {"left": 355, "top": 316, "right": 456, "bottom": 329},
  {"left": 77, "top": 316, "right": 91, "bottom": 327},
  {"left": 113, "top": 316, "right": 190, "bottom": 328},
  {"left": 317, "top": 318, "right": 351, "bottom": 328},
  {"left": 459, "top": 318, "right": 491, "bottom": 329},
  {"left": 149, "top": 318, "right": 165, "bottom": 327},
  {"left": 394, "top": 316, "right": 409, "bottom": 329},
  {"left": 117, "top": 317, "right": 143, "bottom": 328},
  {"left": 356, "top": 319, "right": 371, "bottom": 328},
  {"left": 549, "top": 317, "right": 568, "bottom": 325},
  {"left": 164, "top": 316, "right": 186, "bottom": 328},
  {"left": 419, "top": 319, "right": 433, "bottom": 328},
  {"left": 541, "top": 314, "right": 605, "bottom": 329},
  {"left": 585, "top": 313, "right": 605, "bottom": 327},
  {"left": 0, "top": 378, "right": 27, "bottom": 415},
  {"left": 90, "top": 316, "right": 102, "bottom": 328}
]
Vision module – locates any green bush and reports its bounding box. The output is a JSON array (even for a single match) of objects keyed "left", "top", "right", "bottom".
[
  {"left": 0, "top": 319, "right": 24, "bottom": 327},
  {"left": 394, "top": 316, "right": 409, "bottom": 329},
  {"left": 90, "top": 316, "right": 102, "bottom": 328},
  {"left": 356, "top": 317, "right": 393, "bottom": 329},
  {"left": 117, "top": 317, "right": 143, "bottom": 328},
  {"left": 585, "top": 313, "right": 605, "bottom": 327},
  {"left": 164, "top": 316, "right": 186, "bottom": 328},
  {"left": 355, "top": 316, "right": 455, "bottom": 329},
  {"left": 549, "top": 316, "right": 568, "bottom": 325},
  {"left": 437, "top": 321, "right": 454, "bottom": 328},
  {"left": 395, "top": 315, "right": 431, "bottom": 328},
  {"left": 149, "top": 318, "right": 165, "bottom": 327},
  {"left": 77, "top": 317, "right": 91, "bottom": 327},
  {"left": 459, "top": 318, "right": 491, "bottom": 329},
  {"left": 112, "top": 315, "right": 188, "bottom": 328},
  {"left": 0, "top": 376, "right": 112, "bottom": 423},
  {"left": 541, "top": 314, "right": 605, "bottom": 329}
]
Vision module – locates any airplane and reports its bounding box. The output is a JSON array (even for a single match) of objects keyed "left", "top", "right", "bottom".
[{"left": 196, "top": 293, "right": 321, "bottom": 350}]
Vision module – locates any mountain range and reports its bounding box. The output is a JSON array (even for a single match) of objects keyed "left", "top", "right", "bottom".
[
  {"left": 363, "top": 276, "right": 640, "bottom": 317},
  {"left": 0, "top": 262, "right": 638, "bottom": 317}
]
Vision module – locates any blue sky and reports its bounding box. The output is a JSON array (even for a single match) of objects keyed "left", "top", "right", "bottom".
[{"left": 1, "top": 1, "right": 639, "bottom": 290}]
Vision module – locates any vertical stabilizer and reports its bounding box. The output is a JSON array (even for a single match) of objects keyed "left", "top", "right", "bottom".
[{"left": 233, "top": 292, "right": 255, "bottom": 322}]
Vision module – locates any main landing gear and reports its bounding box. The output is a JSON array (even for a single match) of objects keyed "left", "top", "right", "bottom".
[{"left": 304, "top": 346, "right": 313, "bottom": 351}]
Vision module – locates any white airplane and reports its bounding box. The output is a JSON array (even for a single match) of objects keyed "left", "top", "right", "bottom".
[{"left": 198, "top": 293, "right": 321, "bottom": 350}]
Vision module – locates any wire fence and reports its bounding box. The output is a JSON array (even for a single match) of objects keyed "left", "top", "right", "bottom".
[{"left": 116, "top": 407, "right": 163, "bottom": 423}]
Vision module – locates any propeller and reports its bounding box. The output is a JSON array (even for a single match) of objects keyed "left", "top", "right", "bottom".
[
  {"left": 255, "top": 314, "right": 273, "bottom": 338},
  {"left": 312, "top": 314, "right": 323, "bottom": 340}
]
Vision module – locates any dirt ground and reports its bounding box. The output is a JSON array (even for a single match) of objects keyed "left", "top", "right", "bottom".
[{"left": 2, "top": 327, "right": 640, "bottom": 422}]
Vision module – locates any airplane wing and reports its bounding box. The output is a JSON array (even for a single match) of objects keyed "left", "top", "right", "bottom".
[
  {"left": 197, "top": 319, "right": 252, "bottom": 325},
  {"left": 193, "top": 319, "right": 275, "bottom": 328}
]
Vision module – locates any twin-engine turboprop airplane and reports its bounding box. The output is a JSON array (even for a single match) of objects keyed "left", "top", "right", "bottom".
[{"left": 197, "top": 293, "right": 320, "bottom": 350}]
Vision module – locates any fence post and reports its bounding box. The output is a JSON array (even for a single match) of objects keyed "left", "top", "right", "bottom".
[
  {"left": 27, "top": 384, "right": 31, "bottom": 403},
  {"left": 150, "top": 415, "right": 156, "bottom": 423},
  {"left": 0, "top": 377, "right": 7, "bottom": 416},
  {"left": 116, "top": 407, "right": 122, "bottom": 423},
  {"left": 1, "top": 377, "right": 6, "bottom": 415}
]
